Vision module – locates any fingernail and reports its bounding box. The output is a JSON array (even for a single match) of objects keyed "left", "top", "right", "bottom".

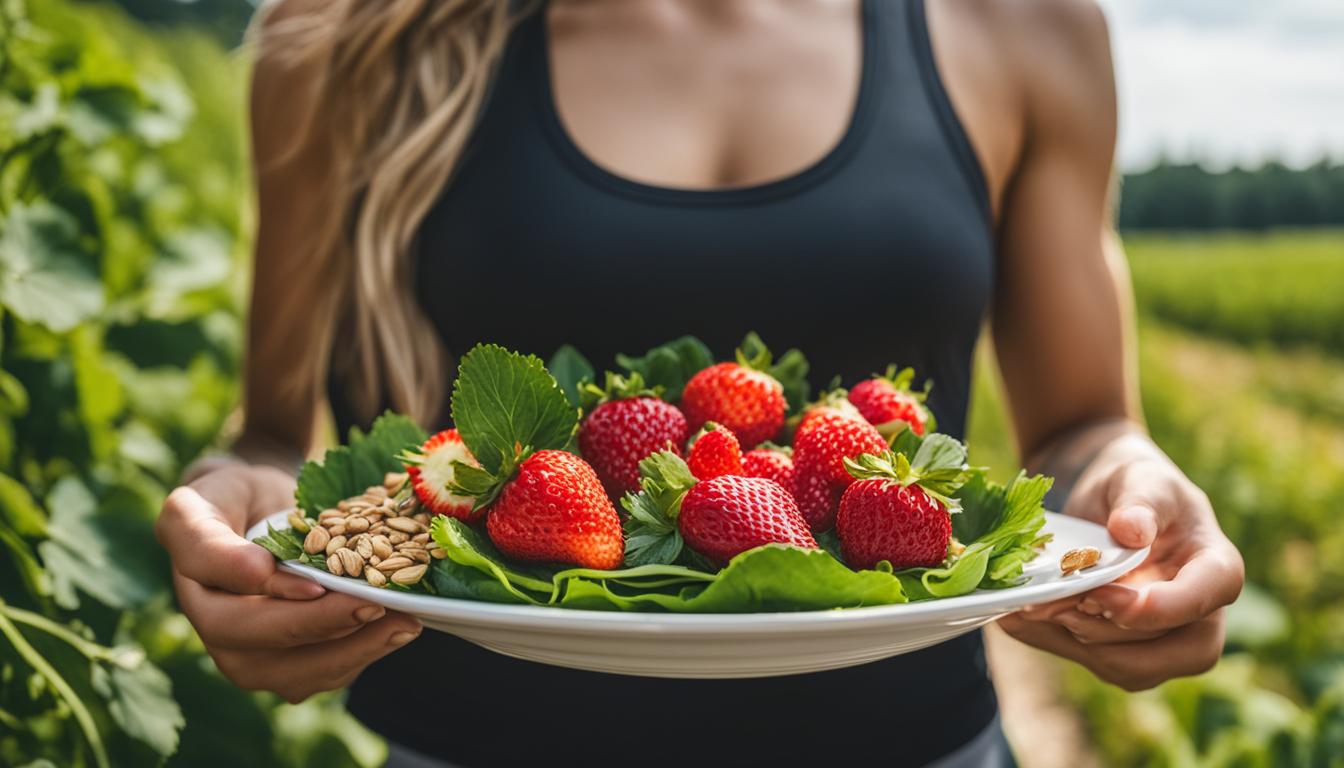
[
  {"left": 389, "top": 630, "right": 420, "bottom": 647},
  {"left": 354, "top": 605, "right": 385, "bottom": 623},
  {"left": 1078, "top": 598, "right": 1105, "bottom": 616}
]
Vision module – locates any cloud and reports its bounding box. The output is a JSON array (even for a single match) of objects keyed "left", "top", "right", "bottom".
[{"left": 1098, "top": 0, "right": 1344, "bottom": 169}]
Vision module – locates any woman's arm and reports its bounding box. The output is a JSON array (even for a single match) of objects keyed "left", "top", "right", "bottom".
[
  {"left": 156, "top": 1, "right": 421, "bottom": 702},
  {"left": 984, "top": 0, "right": 1243, "bottom": 690}
]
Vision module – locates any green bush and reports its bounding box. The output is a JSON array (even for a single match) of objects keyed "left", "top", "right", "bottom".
[{"left": 0, "top": 2, "right": 381, "bottom": 766}]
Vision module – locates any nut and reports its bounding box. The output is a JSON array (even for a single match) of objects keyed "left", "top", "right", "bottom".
[
  {"left": 355, "top": 537, "right": 374, "bottom": 559},
  {"left": 384, "top": 472, "right": 408, "bottom": 490},
  {"left": 365, "top": 568, "right": 387, "bottom": 587},
  {"left": 412, "top": 532, "right": 430, "bottom": 544},
  {"left": 1060, "top": 546, "right": 1102, "bottom": 575},
  {"left": 391, "top": 564, "right": 427, "bottom": 585},
  {"left": 429, "top": 547, "right": 448, "bottom": 560},
  {"left": 318, "top": 508, "right": 344, "bottom": 522},
  {"left": 303, "top": 526, "right": 331, "bottom": 555},
  {"left": 386, "top": 517, "right": 424, "bottom": 534},
  {"left": 327, "top": 552, "right": 345, "bottom": 576},
  {"left": 327, "top": 524, "right": 347, "bottom": 537},
  {"left": 345, "top": 516, "right": 371, "bottom": 534},
  {"left": 376, "top": 556, "right": 414, "bottom": 574},
  {"left": 325, "top": 535, "right": 348, "bottom": 557},
  {"left": 389, "top": 531, "right": 408, "bottom": 545},
  {"left": 287, "top": 511, "right": 311, "bottom": 534},
  {"left": 337, "top": 499, "right": 353, "bottom": 512},
  {"left": 372, "top": 536, "right": 394, "bottom": 560},
  {"left": 412, "top": 513, "right": 431, "bottom": 525},
  {"left": 369, "top": 555, "right": 382, "bottom": 567},
  {"left": 398, "top": 496, "right": 418, "bottom": 513},
  {"left": 334, "top": 548, "right": 364, "bottom": 578}
]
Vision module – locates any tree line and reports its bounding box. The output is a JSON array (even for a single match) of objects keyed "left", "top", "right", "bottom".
[{"left": 1119, "top": 159, "right": 1344, "bottom": 231}]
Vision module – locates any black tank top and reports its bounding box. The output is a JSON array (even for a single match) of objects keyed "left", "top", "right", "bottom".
[{"left": 337, "top": 1, "right": 997, "bottom": 764}]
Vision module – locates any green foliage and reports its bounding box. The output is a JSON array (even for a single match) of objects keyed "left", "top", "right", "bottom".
[{"left": 0, "top": 1, "right": 382, "bottom": 766}]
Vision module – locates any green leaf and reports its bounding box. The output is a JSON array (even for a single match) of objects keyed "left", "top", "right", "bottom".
[
  {"left": 911, "top": 433, "right": 967, "bottom": 475},
  {"left": 37, "top": 477, "right": 159, "bottom": 610},
  {"left": 252, "top": 523, "right": 304, "bottom": 562},
  {"left": 0, "top": 471, "right": 46, "bottom": 537},
  {"left": 620, "top": 451, "right": 697, "bottom": 567},
  {"left": 547, "top": 344, "right": 594, "bottom": 409},
  {"left": 897, "top": 542, "right": 994, "bottom": 600},
  {"left": 449, "top": 344, "right": 578, "bottom": 475},
  {"left": 294, "top": 413, "right": 427, "bottom": 516},
  {"left": 736, "top": 332, "right": 810, "bottom": 412},
  {"left": 0, "top": 202, "right": 104, "bottom": 333},
  {"left": 950, "top": 471, "right": 1052, "bottom": 587},
  {"left": 102, "top": 646, "right": 183, "bottom": 758},
  {"left": 617, "top": 335, "right": 714, "bottom": 402}
]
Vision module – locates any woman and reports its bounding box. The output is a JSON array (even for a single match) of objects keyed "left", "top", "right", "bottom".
[{"left": 156, "top": 0, "right": 1244, "bottom": 765}]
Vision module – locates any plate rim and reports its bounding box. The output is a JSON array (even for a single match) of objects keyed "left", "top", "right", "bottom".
[{"left": 250, "top": 511, "right": 1147, "bottom": 631}]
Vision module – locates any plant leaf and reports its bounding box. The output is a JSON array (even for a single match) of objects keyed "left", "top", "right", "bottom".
[
  {"left": 0, "top": 202, "right": 105, "bottom": 333},
  {"left": 294, "top": 413, "right": 427, "bottom": 516},
  {"left": 616, "top": 335, "right": 713, "bottom": 402},
  {"left": 547, "top": 344, "right": 594, "bottom": 409},
  {"left": 449, "top": 344, "right": 578, "bottom": 475}
]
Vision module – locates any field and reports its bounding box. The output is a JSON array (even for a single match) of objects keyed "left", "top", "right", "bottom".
[{"left": 968, "top": 231, "right": 1344, "bottom": 767}]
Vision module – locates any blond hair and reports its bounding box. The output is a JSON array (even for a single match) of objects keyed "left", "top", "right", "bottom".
[{"left": 251, "top": 0, "right": 518, "bottom": 425}]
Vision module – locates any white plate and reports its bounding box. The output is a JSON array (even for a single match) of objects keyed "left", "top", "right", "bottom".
[{"left": 247, "top": 511, "right": 1146, "bottom": 679}]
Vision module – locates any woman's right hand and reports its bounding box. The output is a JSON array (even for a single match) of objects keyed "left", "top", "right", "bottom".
[{"left": 156, "top": 461, "right": 422, "bottom": 703}]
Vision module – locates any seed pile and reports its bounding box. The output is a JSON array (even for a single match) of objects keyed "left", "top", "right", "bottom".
[{"left": 287, "top": 471, "right": 445, "bottom": 587}]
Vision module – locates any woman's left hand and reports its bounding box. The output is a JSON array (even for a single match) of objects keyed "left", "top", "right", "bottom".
[{"left": 997, "top": 432, "right": 1244, "bottom": 691}]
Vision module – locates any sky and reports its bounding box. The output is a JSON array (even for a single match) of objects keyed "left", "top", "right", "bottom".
[{"left": 1097, "top": 0, "right": 1344, "bottom": 171}]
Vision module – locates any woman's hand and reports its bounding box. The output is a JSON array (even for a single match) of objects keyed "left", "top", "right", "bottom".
[
  {"left": 156, "top": 461, "right": 422, "bottom": 703},
  {"left": 997, "top": 432, "right": 1244, "bottom": 691}
]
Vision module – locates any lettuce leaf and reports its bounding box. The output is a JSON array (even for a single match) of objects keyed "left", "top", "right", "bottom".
[{"left": 294, "top": 412, "right": 427, "bottom": 516}]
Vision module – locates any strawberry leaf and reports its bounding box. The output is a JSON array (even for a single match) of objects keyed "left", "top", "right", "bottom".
[
  {"left": 450, "top": 344, "right": 579, "bottom": 475},
  {"left": 616, "top": 335, "right": 713, "bottom": 402},
  {"left": 951, "top": 471, "right": 1052, "bottom": 587},
  {"left": 621, "top": 451, "right": 698, "bottom": 566},
  {"left": 548, "top": 344, "right": 594, "bottom": 409},
  {"left": 294, "top": 412, "right": 427, "bottom": 516},
  {"left": 738, "top": 332, "right": 810, "bottom": 413}
]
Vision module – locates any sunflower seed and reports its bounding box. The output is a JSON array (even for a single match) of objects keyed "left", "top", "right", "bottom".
[
  {"left": 391, "top": 564, "right": 427, "bottom": 585},
  {"left": 325, "top": 535, "right": 348, "bottom": 557},
  {"left": 412, "top": 513, "right": 430, "bottom": 525},
  {"left": 375, "top": 556, "right": 413, "bottom": 574},
  {"left": 327, "top": 524, "right": 347, "bottom": 537},
  {"left": 372, "top": 536, "right": 394, "bottom": 560},
  {"left": 337, "top": 500, "right": 353, "bottom": 512},
  {"left": 319, "top": 508, "right": 344, "bottom": 522},
  {"left": 355, "top": 537, "right": 374, "bottom": 559},
  {"left": 320, "top": 515, "right": 345, "bottom": 529},
  {"left": 334, "top": 549, "right": 364, "bottom": 577},
  {"left": 429, "top": 547, "right": 448, "bottom": 560},
  {"left": 384, "top": 472, "right": 408, "bottom": 490},
  {"left": 386, "top": 517, "right": 424, "bottom": 534},
  {"left": 365, "top": 568, "right": 387, "bottom": 587},
  {"left": 404, "top": 549, "right": 430, "bottom": 564},
  {"left": 1060, "top": 546, "right": 1102, "bottom": 575},
  {"left": 412, "top": 532, "right": 430, "bottom": 544},
  {"left": 345, "top": 516, "right": 371, "bottom": 534},
  {"left": 389, "top": 531, "right": 409, "bottom": 545},
  {"left": 369, "top": 555, "right": 382, "bottom": 567},
  {"left": 398, "top": 496, "right": 418, "bottom": 513},
  {"left": 327, "top": 552, "right": 346, "bottom": 576},
  {"left": 303, "top": 526, "right": 331, "bottom": 555}
]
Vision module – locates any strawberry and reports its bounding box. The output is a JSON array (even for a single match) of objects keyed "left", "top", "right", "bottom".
[
  {"left": 680, "top": 362, "right": 785, "bottom": 449},
  {"left": 835, "top": 437, "right": 971, "bottom": 570},
  {"left": 678, "top": 475, "right": 817, "bottom": 565},
  {"left": 793, "top": 389, "right": 864, "bottom": 440},
  {"left": 484, "top": 450, "right": 625, "bottom": 570},
  {"left": 686, "top": 422, "right": 743, "bottom": 480},
  {"left": 741, "top": 444, "right": 794, "bottom": 490},
  {"left": 402, "top": 428, "right": 482, "bottom": 522},
  {"left": 578, "top": 372, "right": 688, "bottom": 498},
  {"left": 847, "top": 366, "right": 934, "bottom": 437},
  {"left": 789, "top": 411, "right": 887, "bottom": 531}
]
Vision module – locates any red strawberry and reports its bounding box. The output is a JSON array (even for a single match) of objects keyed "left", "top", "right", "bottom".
[
  {"left": 686, "top": 423, "right": 743, "bottom": 480},
  {"left": 578, "top": 373, "right": 688, "bottom": 498},
  {"left": 678, "top": 475, "right": 817, "bottom": 565},
  {"left": 680, "top": 362, "right": 785, "bottom": 449},
  {"left": 794, "top": 389, "right": 864, "bottom": 439},
  {"left": 485, "top": 450, "right": 625, "bottom": 570},
  {"left": 834, "top": 442, "right": 969, "bottom": 570},
  {"left": 837, "top": 480, "right": 951, "bottom": 570},
  {"left": 789, "top": 412, "right": 887, "bottom": 532},
  {"left": 847, "top": 366, "right": 933, "bottom": 437},
  {"left": 741, "top": 445, "right": 794, "bottom": 490},
  {"left": 403, "top": 428, "right": 482, "bottom": 522}
]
